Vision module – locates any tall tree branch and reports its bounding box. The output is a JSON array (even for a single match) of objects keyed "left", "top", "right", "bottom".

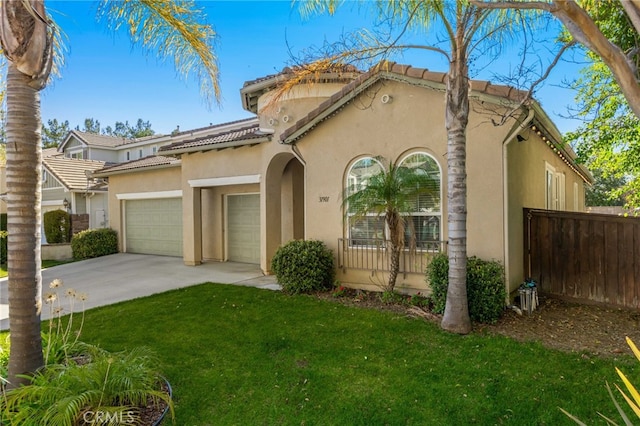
[{"left": 472, "top": 0, "right": 640, "bottom": 119}]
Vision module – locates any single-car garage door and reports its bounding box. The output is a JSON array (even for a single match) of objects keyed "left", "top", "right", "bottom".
[
  {"left": 227, "top": 194, "right": 260, "bottom": 264},
  {"left": 125, "top": 198, "right": 182, "bottom": 256}
]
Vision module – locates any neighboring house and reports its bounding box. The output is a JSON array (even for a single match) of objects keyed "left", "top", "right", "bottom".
[
  {"left": 41, "top": 150, "right": 108, "bottom": 243},
  {"left": 0, "top": 130, "right": 180, "bottom": 241},
  {"left": 93, "top": 62, "right": 592, "bottom": 296}
]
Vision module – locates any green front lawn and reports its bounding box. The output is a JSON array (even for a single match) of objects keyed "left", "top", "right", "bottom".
[{"left": 64, "top": 284, "right": 635, "bottom": 425}]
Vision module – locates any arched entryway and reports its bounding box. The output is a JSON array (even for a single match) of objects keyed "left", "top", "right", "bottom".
[{"left": 264, "top": 153, "right": 305, "bottom": 272}]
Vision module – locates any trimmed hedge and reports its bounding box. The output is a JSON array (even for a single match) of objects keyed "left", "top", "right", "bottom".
[
  {"left": 271, "top": 240, "right": 335, "bottom": 294},
  {"left": 426, "top": 253, "right": 507, "bottom": 324},
  {"left": 44, "top": 209, "right": 71, "bottom": 244},
  {"left": 71, "top": 228, "right": 118, "bottom": 260}
]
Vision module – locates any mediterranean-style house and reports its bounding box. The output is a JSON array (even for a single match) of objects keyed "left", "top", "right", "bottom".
[{"left": 92, "top": 62, "right": 592, "bottom": 296}]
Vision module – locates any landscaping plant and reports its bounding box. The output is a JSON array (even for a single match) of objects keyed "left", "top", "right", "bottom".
[
  {"left": 0, "top": 279, "right": 174, "bottom": 425},
  {"left": 426, "top": 253, "right": 507, "bottom": 324},
  {"left": 1, "top": 346, "right": 173, "bottom": 425},
  {"left": 43, "top": 209, "right": 71, "bottom": 244},
  {"left": 71, "top": 228, "right": 118, "bottom": 260},
  {"left": 271, "top": 239, "right": 335, "bottom": 294}
]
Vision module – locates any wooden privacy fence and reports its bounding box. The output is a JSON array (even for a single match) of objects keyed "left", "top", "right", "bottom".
[{"left": 524, "top": 208, "right": 640, "bottom": 309}]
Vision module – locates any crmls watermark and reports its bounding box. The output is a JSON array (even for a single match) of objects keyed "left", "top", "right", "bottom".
[{"left": 83, "top": 410, "right": 136, "bottom": 424}]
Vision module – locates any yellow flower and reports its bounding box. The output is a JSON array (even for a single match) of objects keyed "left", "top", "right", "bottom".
[
  {"left": 44, "top": 292, "right": 57, "bottom": 304},
  {"left": 49, "top": 279, "right": 63, "bottom": 289},
  {"left": 65, "top": 288, "right": 76, "bottom": 298},
  {"left": 76, "top": 292, "right": 88, "bottom": 302}
]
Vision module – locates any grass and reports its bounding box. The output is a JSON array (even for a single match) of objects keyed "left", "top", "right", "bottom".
[
  {"left": 1, "top": 283, "right": 635, "bottom": 424},
  {"left": 56, "top": 284, "right": 634, "bottom": 425}
]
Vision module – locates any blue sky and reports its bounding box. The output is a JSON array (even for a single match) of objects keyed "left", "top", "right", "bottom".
[{"left": 40, "top": 1, "right": 587, "bottom": 136}]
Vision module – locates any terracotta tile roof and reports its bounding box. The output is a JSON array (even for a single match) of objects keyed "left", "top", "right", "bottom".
[
  {"left": 280, "top": 61, "right": 528, "bottom": 144},
  {"left": 241, "top": 64, "right": 363, "bottom": 112},
  {"left": 242, "top": 63, "right": 361, "bottom": 88},
  {"left": 43, "top": 156, "right": 107, "bottom": 191},
  {"left": 159, "top": 121, "right": 270, "bottom": 154},
  {"left": 95, "top": 155, "right": 180, "bottom": 175},
  {"left": 69, "top": 130, "right": 134, "bottom": 148}
]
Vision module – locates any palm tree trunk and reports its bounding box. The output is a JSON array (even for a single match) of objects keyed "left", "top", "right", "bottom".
[
  {"left": 6, "top": 63, "right": 44, "bottom": 387},
  {"left": 387, "top": 244, "right": 400, "bottom": 292},
  {"left": 441, "top": 46, "right": 472, "bottom": 335}
]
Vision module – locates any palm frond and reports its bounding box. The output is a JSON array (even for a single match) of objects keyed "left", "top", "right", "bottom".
[{"left": 97, "top": 0, "right": 220, "bottom": 106}]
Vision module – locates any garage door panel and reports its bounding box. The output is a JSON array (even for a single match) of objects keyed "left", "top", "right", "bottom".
[
  {"left": 126, "top": 198, "right": 182, "bottom": 257},
  {"left": 227, "top": 194, "right": 260, "bottom": 264}
]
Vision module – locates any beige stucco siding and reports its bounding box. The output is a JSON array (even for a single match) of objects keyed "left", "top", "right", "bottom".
[
  {"left": 292, "top": 80, "right": 513, "bottom": 291},
  {"left": 106, "top": 166, "right": 182, "bottom": 252},
  {"left": 506, "top": 132, "right": 587, "bottom": 294}
]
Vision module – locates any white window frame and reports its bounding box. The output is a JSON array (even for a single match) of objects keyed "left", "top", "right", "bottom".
[
  {"left": 544, "top": 162, "right": 567, "bottom": 211},
  {"left": 557, "top": 172, "right": 566, "bottom": 210},
  {"left": 545, "top": 163, "right": 557, "bottom": 210},
  {"left": 398, "top": 152, "right": 442, "bottom": 250},
  {"left": 345, "top": 157, "right": 386, "bottom": 246},
  {"left": 574, "top": 182, "right": 579, "bottom": 211}
]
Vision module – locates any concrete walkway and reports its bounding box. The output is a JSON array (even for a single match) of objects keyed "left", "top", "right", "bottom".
[{"left": 0, "top": 253, "right": 280, "bottom": 330}]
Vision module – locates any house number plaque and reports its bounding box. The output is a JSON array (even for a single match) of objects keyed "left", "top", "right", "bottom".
[{"left": 319, "top": 196, "right": 330, "bottom": 203}]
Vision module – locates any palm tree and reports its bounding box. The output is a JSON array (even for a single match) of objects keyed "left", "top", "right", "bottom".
[
  {"left": 294, "top": 0, "right": 539, "bottom": 334},
  {"left": 343, "top": 158, "right": 438, "bottom": 293},
  {"left": 0, "top": 0, "right": 220, "bottom": 387}
]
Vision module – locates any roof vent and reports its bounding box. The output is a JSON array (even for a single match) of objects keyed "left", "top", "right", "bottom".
[
  {"left": 282, "top": 115, "right": 291, "bottom": 123},
  {"left": 268, "top": 118, "right": 278, "bottom": 126}
]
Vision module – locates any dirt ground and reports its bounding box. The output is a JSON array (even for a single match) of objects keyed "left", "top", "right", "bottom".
[
  {"left": 483, "top": 295, "right": 640, "bottom": 357},
  {"left": 322, "top": 290, "right": 640, "bottom": 357}
]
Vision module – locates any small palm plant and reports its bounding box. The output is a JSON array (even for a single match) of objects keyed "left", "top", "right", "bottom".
[
  {"left": 1, "top": 345, "right": 173, "bottom": 425},
  {"left": 343, "top": 157, "right": 438, "bottom": 292}
]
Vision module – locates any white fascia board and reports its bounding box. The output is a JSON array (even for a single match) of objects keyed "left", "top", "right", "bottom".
[
  {"left": 188, "top": 174, "right": 261, "bottom": 188},
  {"left": 42, "top": 200, "right": 64, "bottom": 206},
  {"left": 116, "top": 190, "right": 182, "bottom": 200}
]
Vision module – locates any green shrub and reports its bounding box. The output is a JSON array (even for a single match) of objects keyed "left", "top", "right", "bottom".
[
  {"left": 43, "top": 209, "right": 71, "bottom": 244},
  {"left": 466, "top": 256, "right": 507, "bottom": 324},
  {"left": 426, "top": 253, "right": 506, "bottom": 324},
  {"left": 271, "top": 240, "right": 335, "bottom": 294},
  {"left": 71, "top": 228, "right": 118, "bottom": 260},
  {"left": 425, "top": 253, "right": 449, "bottom": 314}
]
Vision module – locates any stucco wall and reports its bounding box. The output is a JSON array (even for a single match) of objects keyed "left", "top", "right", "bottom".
[
  {"left": 506, "top": 130, "right": 588, "bottom": 295},
  {"left": 290, "top": 80, "right": 513, "bottom": 292}
]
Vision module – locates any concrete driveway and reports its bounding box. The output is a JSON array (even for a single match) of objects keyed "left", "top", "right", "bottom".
[{"left": 0, "top": 253, "right": 279, "bottom": 330}]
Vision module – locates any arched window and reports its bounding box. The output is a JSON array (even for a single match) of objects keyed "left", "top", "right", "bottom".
[
  {"left": 345, "top": 157, "right": 385, "bottom": 244},
  {"left": 399, "top": 152, "right": 441, "bottom": 247}
]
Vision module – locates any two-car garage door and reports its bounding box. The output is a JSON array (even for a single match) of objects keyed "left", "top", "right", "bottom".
[
  {"left": 125, "top": 198, "right": 183, "bottom": 257},
  {"left": 124, "top": 194, "right": 260, "bottom": 263}
]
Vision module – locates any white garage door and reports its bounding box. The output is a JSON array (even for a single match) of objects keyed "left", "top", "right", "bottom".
[
  {"left": 125, "top": 198, "right": 182, "bottom": 256},
  {"left": 227, "top": 194, "right": 260, "bottom": 264}
]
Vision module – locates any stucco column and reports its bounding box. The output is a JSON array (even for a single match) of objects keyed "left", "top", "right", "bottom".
[
  {"left": 183, "top": 186, "right": 202, "bottom": 266},
  {"left": 262, "top": 174, "right": 282, "bottom": 274}
]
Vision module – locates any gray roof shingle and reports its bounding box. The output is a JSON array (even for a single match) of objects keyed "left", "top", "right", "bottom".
[
  {"left": 43, "top": 157, "right": 107, "bottom": 191},
  {"left": 159, "top": 121, "right": 269, "bottom": 153},
  {"left": 96, "top": 155, "right": 180, "bottom": 174}
]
